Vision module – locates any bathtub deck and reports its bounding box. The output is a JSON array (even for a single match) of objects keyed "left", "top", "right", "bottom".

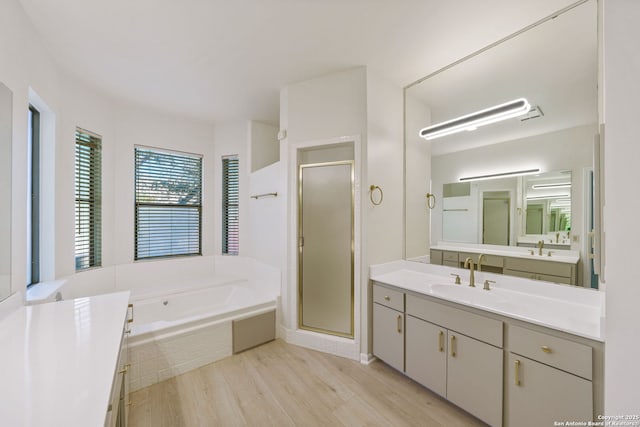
[{"left": 128, "top": 339, "right": 484, "bottom": 427}]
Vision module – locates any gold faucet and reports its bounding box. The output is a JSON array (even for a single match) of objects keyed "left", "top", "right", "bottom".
[
  {"left": 556, "top": 232, "right": 560, "bottom": 243},
  {"left": 464, "top": 257, "right": 475, "bottom": 287},
  {"left": 537, "top": 240, "right": 544, "bottom": 256},
  {"left": 477, "top": 254, "right": 486, "bottom": 272}
]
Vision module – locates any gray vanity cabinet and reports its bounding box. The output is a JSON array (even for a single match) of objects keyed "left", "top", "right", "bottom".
[
  {"left": 372, "top": 285, "right": 405, "bottom": 372},
  {"left": 447, "top": 331, "right": 503, "bottom": 427},
  {"left": 405, "top": 315, "right": 447, "bottom": 397},
  {"left": 505, "top": 324, "right": 593, "bottom": 427},
  {"left": 506, "top": 353, "right": 592, "bottom": 427},
  {"left": 405, "top": 294, "right": 503, "bottom": 427}
]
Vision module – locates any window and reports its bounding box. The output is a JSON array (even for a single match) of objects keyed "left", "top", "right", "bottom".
[
  {"left": 135, "top": 147, "right": 202, "bottom": 260},
  {"left": 222, "top": 156, "right": 239, "bottom": 255},
  {"left": 75, "top": 128, "right": 102, "bottom": 270},
  {"left": 28, "top": 106, "right": 40, "bottom": 285}
]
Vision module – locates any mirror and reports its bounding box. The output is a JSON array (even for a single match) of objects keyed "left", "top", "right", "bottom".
[
  {"left": 0, "top": 82, "right": 12, "bottom": 302},
  {"left": 405, "top": 1, "right": 597, "bottom": 287},
  {"left": 438, "top": 170, "right": 572, "bottom": 249}
]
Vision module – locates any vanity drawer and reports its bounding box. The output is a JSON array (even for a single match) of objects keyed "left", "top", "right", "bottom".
[
  {"left": 406, "top": 294, "right": 502, "bottom": 347},
  {"left": 504, "top": 257, "right": 572, "bottom": 278},
  {"left": 443, "top": 251, "right": 459, "bottom": 263},
  {"left": 508, "top": 325, "right": 592, "bottom": 380},
  {"left": 373, "top": 283, "right": 404, "bottom": 312},
  {"left": 458, "top": 252, "right": 504, "bottom": 268}
]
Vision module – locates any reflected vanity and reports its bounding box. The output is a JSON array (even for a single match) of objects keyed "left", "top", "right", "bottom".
[{"left": 404, "top": 0, "right": 599, "bottom": 288}]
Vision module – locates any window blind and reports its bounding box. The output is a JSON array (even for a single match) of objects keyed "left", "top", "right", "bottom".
[
  {"left": 222, "top": 156, "right": 239, "bottom": 255},
  {"left": 75, "top": 128, "right": 102, "bottom": 270},
  {"left": 135, "top": 147, "right": 202, "bottom": 260}
]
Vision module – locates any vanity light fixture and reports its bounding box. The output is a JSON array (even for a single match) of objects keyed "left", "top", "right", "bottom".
[
  {"left": 459, "top": 168, "right": 540, "bottom": 182},
  {"left": 526, "top": 193, "right": 570, "bottom": 200},
  {"left": 419, "top": 98, "right": 531, "bottom": 140},
  {"left": 531, "top": 182, "right": 571, "bottom": 189}
]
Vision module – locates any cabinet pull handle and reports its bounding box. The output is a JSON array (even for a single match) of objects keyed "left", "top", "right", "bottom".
[
  {"left": 128, "top": 303, "right": 134, "bottom": 323},
  {"left": 541, "top": 345, "right": 552, "bottom": 353},
  {"left": 515, "top": 359, "right": 521, "bottom": 386},
  {"left": 397, "top": 315, "right": 402, "bottom": 333},
  {"left": 384, "top": 295, "right": 390, "bottom": 301},
  {"left": 450, "top": 335, "right": 456, "bottom": 357},
  {"left": 438, "top": 331, "right": 444, "bottom": 352},
  {"left": 119, "top": 363, "right": 131, "bottom": 374}
]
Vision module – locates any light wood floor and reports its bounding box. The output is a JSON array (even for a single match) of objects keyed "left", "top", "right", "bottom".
[{"left": 129, "top": 339, "right": 486, "bottom": 427}]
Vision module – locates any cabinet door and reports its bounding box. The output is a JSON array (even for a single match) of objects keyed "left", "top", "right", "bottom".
[
  {"left": 506, "top": 353, "right": 592, "bottom": 427},
  {"left": 447, "top": 332, "right": 503, "bottom": 427},
  {"left": 405, "top": 315, "right": 447, "bottom": 397},
  {"left": 373, "top": 303, "right": 404, "bottom": 372}
]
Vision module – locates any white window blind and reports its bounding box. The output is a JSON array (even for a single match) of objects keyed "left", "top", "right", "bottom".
[
  {"left": 135, "top": 147, "right": 202, "bottom": 260},
  {"left": 75, "top": 128, "right": 102, "bottom": 270},
  {"left": 222, "top": 156, "right": 239, "bottom": 255}
]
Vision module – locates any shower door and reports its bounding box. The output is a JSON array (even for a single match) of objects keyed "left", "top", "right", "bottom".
[{"left": 298, "top": 161, "right": 354, "bottom": 338}]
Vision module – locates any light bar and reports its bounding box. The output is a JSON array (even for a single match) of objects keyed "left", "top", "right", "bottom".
[
  {"left": 527, "top": 194, "right": 570, "bottom": 200},
  {"left": 531, "top": 182, "right": 571, "bottom": 189},
  {"left": 459, "top": 168, "right": 540, "bottom": 182},
  {"left": 419, "top": 98, "right": 531, "bottom": 140}
]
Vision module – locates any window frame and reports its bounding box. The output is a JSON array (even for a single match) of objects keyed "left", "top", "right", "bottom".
[
  {"left": 222, "top": 155, "right": 239, "bottom": 256},
  {"left": 28, "top": 105, "right": 40, "bottom": 285},
  {"left": 74, "top": 127, "right": 102, "bottom": 271},
  {"left": 134, "top": 146, "right": 203, "bottom": 261}
]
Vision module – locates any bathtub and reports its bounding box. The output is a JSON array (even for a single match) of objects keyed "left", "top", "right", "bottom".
[{"left": 127, "top": 281, "right": 277, "bottom": 391}]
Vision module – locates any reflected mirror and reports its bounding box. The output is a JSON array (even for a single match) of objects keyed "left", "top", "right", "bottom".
[
  {"left": 0, "top": 82, "right": 12, "bottom": 302},
  {"left": 404, "top": 1, "right": 598, "bottom": 288}
]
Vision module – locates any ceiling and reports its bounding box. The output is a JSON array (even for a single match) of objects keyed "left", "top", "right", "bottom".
[{"left": 18, "top": 0, "right": 581, "bottom": 124}]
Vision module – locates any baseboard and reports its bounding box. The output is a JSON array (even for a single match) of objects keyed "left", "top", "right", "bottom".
[{"left": 360, "top": 353, "right": 376, "bottom": 365}]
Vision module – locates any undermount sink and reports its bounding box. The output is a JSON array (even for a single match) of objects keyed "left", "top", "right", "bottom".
[{"left": 430, "top": 284, "right": 511, "bottom": 308}]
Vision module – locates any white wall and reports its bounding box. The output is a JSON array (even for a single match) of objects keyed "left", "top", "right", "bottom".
[
  {"left": 279, "top": 67, "right": 367, "bottom": 359},
  {"left": 0, "top": 0, "right": 232, "bottom": 302},
  {"left": 250, "top": 121, "right": 279, "bottom": 172},
  {"left": 364, "top": 70, "right": 404, "bottom": 357},
  {"left": 247, "top": 161, "right": 283, "bottom": 268},
  {"left": 365, "top": 70, "right": 404, "bottom": 265},
  {"left": 278, "top": 67, "right": 404, "bottom": 360},
  {"left": 603, "top": 0, "right": 640, "bottom": 414}
]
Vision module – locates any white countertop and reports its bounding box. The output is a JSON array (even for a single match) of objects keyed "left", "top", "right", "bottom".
[
  {"left": 0, "top": 291, "right": 131, "bottom": 427},
  {"left": 371, "top": 261, "right": 603, "bottom": 342},
  {"left": 431, "top": 241, "right": 579, "bottom": 264}
]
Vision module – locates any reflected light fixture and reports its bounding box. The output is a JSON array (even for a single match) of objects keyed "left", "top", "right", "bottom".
[
  {"left": 527, "top": 193, "right": 570, "bottom": 200},
  {"left": 459, "top": 168, "right": 540, "bottom": 182},
  {"left": 420, "top": 98, "right": 531, "bottom": 140},
  {"left": 532, "top": 182, "right": 571, "bottom": 189}
]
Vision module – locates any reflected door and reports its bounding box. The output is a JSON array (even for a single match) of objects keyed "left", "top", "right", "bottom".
[
  {"left": 299, "top": 161, "right": 354, "bottom": 338},
  {"left": 483, "top": 198, "right": 510, "bottom": 245},
  {"left": 526, "top": 205, "right": 544, "bottom": 234}
]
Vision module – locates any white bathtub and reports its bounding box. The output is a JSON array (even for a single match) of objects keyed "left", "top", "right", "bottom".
[{"left": 127, "top": 282, "right": 277, "bottom": 391}]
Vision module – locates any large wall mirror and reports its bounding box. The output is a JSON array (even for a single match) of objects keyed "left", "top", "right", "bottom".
[
  {"left": 404, "top": 0, "right": 598, "bottom": 287},
  {"left": 0, "top": 82, "right": 12, "bottom": 302}
]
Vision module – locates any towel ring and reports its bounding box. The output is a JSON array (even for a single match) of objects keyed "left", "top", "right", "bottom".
[
  {"left": 370, "top": 185, "right": 383, "bottom": 206},
  {"left": 426, "top": 193, "right": 436, "bottom": 209}
]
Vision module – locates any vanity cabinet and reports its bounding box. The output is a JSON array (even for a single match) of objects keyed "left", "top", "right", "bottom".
[
  {"left": 429, "top": 249, "right": 577, "bottom": 285},
  {"left": 405, "top": 294, "right": 503, "bottom": 427},
  {"left": 106, "top": 304, "right": 132, "bottom": 427},
  {"left": 371, "top": 280, "right": 601, "bottom": 427},
  {"left": 503, "top": 257, "right": 575, "bottom": 285},
  {"left": 506, "top": 325, "right": 593, "bottom": 427},
  {"left": 372, "top": 285, "right": 404, "bottom": 372}
]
